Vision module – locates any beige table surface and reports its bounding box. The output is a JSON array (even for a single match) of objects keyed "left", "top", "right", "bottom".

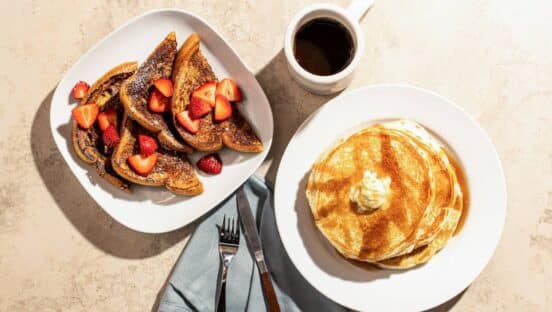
[{"left": 1, "top": 0, "right": 550, "bottom": 311}]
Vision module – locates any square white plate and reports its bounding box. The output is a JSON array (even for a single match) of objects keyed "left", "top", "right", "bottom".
[{"left": 50, "top": 9, "right": 273, "bottom": 233}]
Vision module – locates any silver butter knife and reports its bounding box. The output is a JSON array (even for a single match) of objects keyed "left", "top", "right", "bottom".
[{"left": 236, "top": 185, "right": 281, "bottom": 312}]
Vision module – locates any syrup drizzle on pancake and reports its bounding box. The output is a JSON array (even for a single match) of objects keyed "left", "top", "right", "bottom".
[
  {"left": 446, "top": 149, "right": 469, "bottom": 235},
  {"left": 306, "top": 120, "right": 469, "bottom": 269}
]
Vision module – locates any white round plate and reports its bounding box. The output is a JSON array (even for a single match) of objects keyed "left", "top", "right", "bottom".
[
  {"left": 274, "top": 85, "right": 506, "bottom": 311},
  {"left": 50, "top": 9, "right": 272, "bottom": 233}
]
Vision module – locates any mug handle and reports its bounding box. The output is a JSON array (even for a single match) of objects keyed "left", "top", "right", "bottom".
[{"left": 347, "top": 0, "right": 374, "bottom": 21}]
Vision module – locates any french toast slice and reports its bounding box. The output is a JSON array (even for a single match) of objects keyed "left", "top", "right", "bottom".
[
  {"left": 221, "top": 113, "right": 264, "bottom": 152},
  {"left": 171, "top": 33, "right": 222, "bottom": 151},
  {"left": 120, "top": 31, "right": 193, "bottom": 154},
  {"left": 171, "top": 33, "right": 263, "bottom": 153},
  {"left": 71, "top": 62, "right": 138, "bottom": 192},
  {"left": 111, "top": 113, "right": 203, "bottom": 196}
]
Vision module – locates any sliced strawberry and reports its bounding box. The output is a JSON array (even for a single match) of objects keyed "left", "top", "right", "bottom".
[
  {"left": 153, "top": 78, "right": 174, "bottom": 97},
  {"left": 72, "top": 81, "right": 90, "bottom": 100},
  {"left": 176, "top": 110, "right": 200, "bottom": 134},
  {"left": 189, "top": 96, "right": 212, "bottom": 120},
  {"left": 148, "top": 89, "right": 170, "bottom": 113},
  {"left": 127, "top": 153, "right": 158, "bottom": 177},
  {"left": 102, "top": 125, "right": 120, "bottom": 148},
  {"left": 216, "top": 78, "right": 242, "bottom": 102},
  {"left": 214, "top": 95, "right": 232, "bottom": 122},
  {"left": 197, "top": 153, "right": 222, "bottom": 175},
  {"left": 72, "top": 103, "right": 99, "bottom": 129},
  {"left": 138, "top": 134, "right": 158, "bottom": 157},
  {"left": 97, "top": 108, "right": 118, "bottom": 131},
  {"left": 191, "top": 81, "right": 216, "bottom": 107}
]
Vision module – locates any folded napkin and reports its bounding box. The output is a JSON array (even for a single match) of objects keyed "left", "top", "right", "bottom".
[{"left": 158, "top": 175, "right": 346, "bottom": 312}]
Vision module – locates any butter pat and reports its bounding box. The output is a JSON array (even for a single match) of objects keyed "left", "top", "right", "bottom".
[{"left": 350, "top": 170, "right": 391, "bottom": 213}]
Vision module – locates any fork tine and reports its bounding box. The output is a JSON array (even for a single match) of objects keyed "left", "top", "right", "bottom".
[
  {"left": 218, "top": 215, "right": 240, "bottom": 244},
  {"left": 226, "top": 216, "right": 231, "bottom": 235},
  {"left": 222, "top": 215, "right": 228, "bottom": 240}
]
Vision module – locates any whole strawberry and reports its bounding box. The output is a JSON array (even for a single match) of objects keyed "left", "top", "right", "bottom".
[
  {"left": 72, "top": 81, "right": 90, "bottom": 100},
  {"left": 197, "top": 153, "right": 222, "bottom": 175}
]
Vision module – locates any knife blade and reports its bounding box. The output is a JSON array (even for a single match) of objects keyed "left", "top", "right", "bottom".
[
  {"left": 236, "top": 185, "right": 281, "bottom": 312},
  {"left": 236, "top": 185, "right": 267, "bottom": 271}
]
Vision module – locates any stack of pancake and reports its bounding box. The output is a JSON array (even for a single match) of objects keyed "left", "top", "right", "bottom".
[{"left": 306, "top": 120, "right": 467, "bottom": 269}]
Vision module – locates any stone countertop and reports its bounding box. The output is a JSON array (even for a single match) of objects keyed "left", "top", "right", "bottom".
[{"left": 1, "top": 0, "right": 550, "bottom": 311}]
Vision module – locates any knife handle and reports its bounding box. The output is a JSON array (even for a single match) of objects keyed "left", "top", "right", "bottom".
[{"left": 260, "top": 271, "right": 281, "bottom": 312}]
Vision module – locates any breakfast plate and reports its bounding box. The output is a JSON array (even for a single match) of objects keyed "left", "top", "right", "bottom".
[
  {"left": 274, "top": 85, "right": 506, "bottom": 311},
  {"left": 50, "top": 9, "right": 273, "bottom": 233}
]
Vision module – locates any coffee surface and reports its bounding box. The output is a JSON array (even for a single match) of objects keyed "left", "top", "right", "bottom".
[{"left": 293, "top": 18, "right": 354, "bottom": 76}]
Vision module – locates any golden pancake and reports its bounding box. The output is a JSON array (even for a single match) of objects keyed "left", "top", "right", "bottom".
[
  {"left": 307, "top": 120, "right": 468, "bottom": 268},
  {"left": 307, "top": 126, "right": 434, "bottom": 262}
]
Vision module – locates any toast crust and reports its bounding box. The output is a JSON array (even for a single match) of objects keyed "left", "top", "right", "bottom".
[
  {"left": 171, "top": 34, "right": 223, "bottom": 151},
  {"left": 222, "top": 113, "right": 264, "bottom": 152},
  {"left": 71, "top": 62, "right": 138, "bottom": 192},
  {"left": 171, "top": 33, "right": 263, "bottom": 152},
  {"left": 119, "top": 32, "right": 193, "bottom": 154}
]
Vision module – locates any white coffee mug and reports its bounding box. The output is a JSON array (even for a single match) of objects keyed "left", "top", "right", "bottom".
[{"left": 284, "top": 1, "right": 373, "bottom": 95}]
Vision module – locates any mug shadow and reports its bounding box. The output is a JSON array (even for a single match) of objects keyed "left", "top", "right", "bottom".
[
  {"left": 31, "top": 88, "right": 194, "bottom": 259},
  {"left": 254, "top": 49, "right": 342, "bottom": 185}
]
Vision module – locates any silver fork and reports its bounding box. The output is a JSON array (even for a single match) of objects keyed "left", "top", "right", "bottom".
[{"left": 215, "top": 215, "right": 240, "bottom": 312}]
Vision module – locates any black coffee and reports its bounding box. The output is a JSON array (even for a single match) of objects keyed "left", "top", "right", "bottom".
[{"left": 293, "top": 18, "right": 354, "bottom": 76}]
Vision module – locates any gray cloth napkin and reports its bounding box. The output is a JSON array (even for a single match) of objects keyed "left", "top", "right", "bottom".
[{"left": 158, "top": 175, "right": 346, "bottom": 312}]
